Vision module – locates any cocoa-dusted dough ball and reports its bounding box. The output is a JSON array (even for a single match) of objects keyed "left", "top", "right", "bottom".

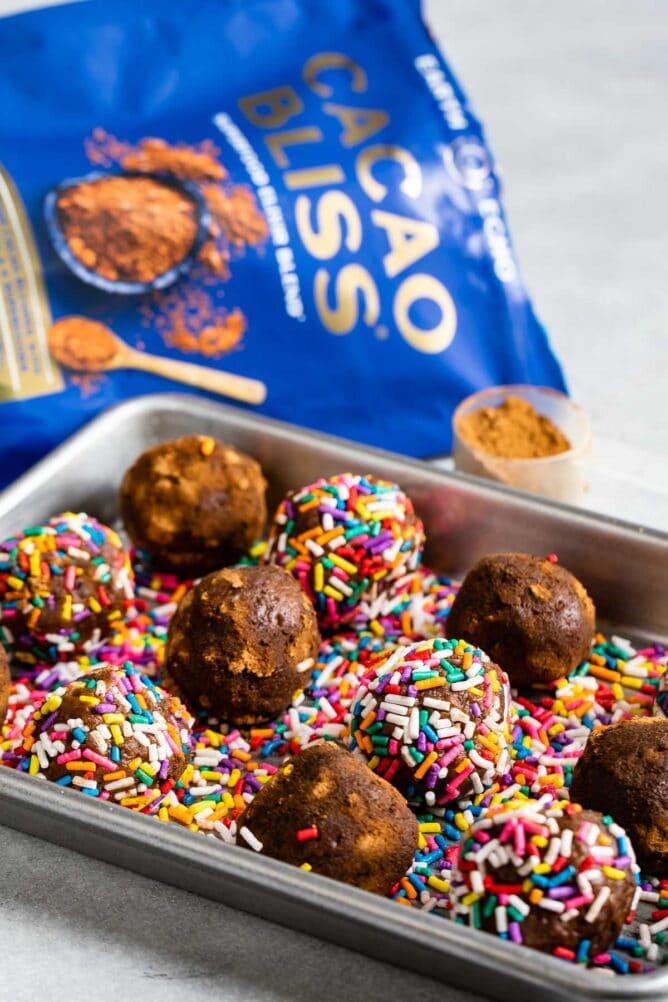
[
  {"left": 0, "top": 645, "right": 9, "bottom": 722},
  {"left": 0, "top": 512, "right": 134, "bottom": 665},
  {"left": 450, "top": 797, "right": 638, "bottom": 958},
  {"left": 571, "top": 717, "right": 668, "bottom": 874},
  {"left": 165, "top": 564, "right": 320, "bottom": 724},
  {"left": 120, "top": 435, "right": 267, "bottom": 575},
  {"left": 446, "top": 553, "right": 595, "bottom": 687},
  {"left": 237, "top": 741, "right": 418, "bottom": 894},
  {"left": 26, "top": 664, "right": 194, "bottom": 803}
]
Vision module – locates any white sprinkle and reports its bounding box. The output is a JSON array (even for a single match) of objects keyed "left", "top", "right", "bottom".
[
  {"left": 585, "top": 886, "right": 610, "bottom": 923},
  {"left": 239, "top": 826, "right": 263, "bottom": 852}
]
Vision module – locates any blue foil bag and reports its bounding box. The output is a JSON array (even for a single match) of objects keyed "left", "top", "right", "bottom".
[{"left": 0, "top": 0, "right": 565, "bottom": 485}]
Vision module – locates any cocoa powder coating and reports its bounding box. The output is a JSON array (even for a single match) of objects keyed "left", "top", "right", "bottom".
[
  {"left": 120, "top": 435, "right": 267, "bottom": 575},
  {"left": 165, "top": 564, "right": 320, "bottom": 724},
  {"left": 571, "top": 717, "right": 668, "bottom": 874},
  {"left": 237, "top": 742, "right": 419, "bottom": 895},
  {"left": 446, "top": 553, "right": 595, "bottom": 686}
]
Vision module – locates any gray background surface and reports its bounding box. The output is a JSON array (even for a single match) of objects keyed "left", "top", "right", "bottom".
[{"left": 1, "top": 1, "right": 666, "bottom": 1000}]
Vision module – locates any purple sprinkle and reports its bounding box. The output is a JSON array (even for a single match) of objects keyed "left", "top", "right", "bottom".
[{"left": 509, "top": 922, "right": 523, "bottom": 944}]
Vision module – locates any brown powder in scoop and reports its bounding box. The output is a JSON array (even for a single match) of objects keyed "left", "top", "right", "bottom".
[
  {"left": 457, "top": 395, "right": 571, "bottom": 459},
  {"left": 48, "top": 316, "right": 119, "bottom": 372}
]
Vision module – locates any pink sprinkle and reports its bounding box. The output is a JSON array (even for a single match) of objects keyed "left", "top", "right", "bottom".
[
  {"left": 56, "top": 750, "right": 81, "bottom": 764},
  {"left": 83, "top": 749, "right": 117, "bottom": 772},
  {"left": 564, "top": 894, "right": 593, "bottom": 909},
  {"left": 64, "top": 565, "right": 76, "bottom": 591}
]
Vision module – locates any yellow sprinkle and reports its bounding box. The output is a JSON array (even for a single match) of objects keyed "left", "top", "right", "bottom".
[
  {"left": 300, "top": 862, "right": 312, "bottom": 872},
  {"left": 369, "top": 619, "right": 384, "bottom": 637},
  {"left": 29, "top": 754, "right": 39, "bottom": 776},
  {"left": 427, "top": 876, "right": 450, "bottom": 894},
  {"left": 621, "top": 676, "right": 643, "bottom": 690},
  {"left": 199, "top": 436, "right": 216, "bottom": 456},
  {"left": 419, "top": 822, "right": 441, "bottom": 833},
  {"left": 461, "top": 891, "right": 482, "bottom": 907},
  {"left": 78, "top": 695, "right": 99, "bottom": 706},
  {"left": 328, "top": 554, "right": 358, "bottom": 575},
  {"left": 313, "top": 563, "right": 324, "bottom": 592},
  {"left": 283, "top": 763, "right": 294, "bottom": 776},
  {"left": 454, "top": 812, "right": 469, "bottom": 832},
  {"left": 603, "top": 865, "right": 627, "bottom": 880},
  {"left": 88, "top": 598, "right": 102, "bottom": 613},
  {"left": 110, "top": 724, "right": 124, "bottom": 746},
  {"left": 102, "top": 713, "right": 125, "bottom": 724},
  {"left": 414, "top": 677, "right": 446, "bottom": 691},
  {"left": 323, "top": 585, "right": 344, "bottom": 601}
]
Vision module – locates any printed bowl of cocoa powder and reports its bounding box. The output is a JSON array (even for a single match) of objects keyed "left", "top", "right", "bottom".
[
  {"left": 452, "top": 385, "right": 592, "bottom": 504},
  {"left": 44, "top": 171, "right": 210, "bottom": 294}
]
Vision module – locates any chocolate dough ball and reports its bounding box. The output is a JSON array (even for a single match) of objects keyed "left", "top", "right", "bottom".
[
  {"left": 262, "top": 473, "right": 424, "bottom": 628},
  {"left": 446, "top": 553, "right": 595, "bottom": 687},
  {"left": 0, "top": 512, "right": 134, "bottom": 665},
  {"left": 450, "top": 797, "right": 638, "bottom": 958},
  {"left": 349, "top": 637, "right": 512, "bottom": 806},
  {"left": 237, "top": 741, "right": 418, "bottom": 894},
  {"left": 165, "top": 564, "right": 320, "bottom": 724},
  {"left": 120, "top": 435, "right": 267, "bottom": 575},
  {"left": 571, "top": 717, "right": 668, "bottom": 874},
  {"left": 0, "top": 645, "right": 9, "bottom": 722},
  {"left": 27, "top": 664, "right": 194, "bottom": 804}
]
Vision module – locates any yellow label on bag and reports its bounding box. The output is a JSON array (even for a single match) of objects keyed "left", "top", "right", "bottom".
[{"left": 0, "top": 165, "right": 63, "bottom": 401}]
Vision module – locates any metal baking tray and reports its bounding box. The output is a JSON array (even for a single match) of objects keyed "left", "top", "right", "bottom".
[{"left": 1, "top": 392, "right": 667, "bottom": 1002}]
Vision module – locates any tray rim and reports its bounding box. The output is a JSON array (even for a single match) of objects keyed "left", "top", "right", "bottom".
[
  {"left": 0, "top": 391, "right": 667, "bottom": 1001},
  {"left": 2, "top": 392, "right": 668, "bottom": 547}
]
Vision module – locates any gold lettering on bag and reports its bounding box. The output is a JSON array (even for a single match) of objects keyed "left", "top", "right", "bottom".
[
  {"left": 265, "top": 127, "right": 323, "bottom": 167},
  {"left": 315, "top": 265, "right": 380, "bottom": 334},
  {"left": 393, "top": 274, "right": 456, "bottom": 353},
  {"left": 322, "top": 104, "right": 388, "bottom": 148},
  {"left": 295, "top": 192, "right": 362, "bottom": 258},
  {"left": 303, "top": 53, "right": 367, "bottom": 97},
  {"left": 238, "top": 86, "right": 303, "bottom": 128},
  {"left": 371, "top": 210, "right": 439, "bottom": 279},
  {"left": 356, "top": 145, "right": 422, "bottom": 202}
]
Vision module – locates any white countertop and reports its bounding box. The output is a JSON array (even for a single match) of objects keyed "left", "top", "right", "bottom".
[{"left": 1, "top": 1, "right": 667, "bottom": 1000}]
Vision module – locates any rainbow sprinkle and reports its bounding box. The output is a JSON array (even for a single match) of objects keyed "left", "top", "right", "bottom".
[
  {"left": 449, "top": 796, "right": 640, "bottom": 963},
  {"left": 0, "top": 513, "right": 134, "bottom": 664},
  {"left": 349, "top": 637, "right": 512, "bottom": 805},
  {"left": 262, "top": 474, "right": 424, "bottom": 627}
]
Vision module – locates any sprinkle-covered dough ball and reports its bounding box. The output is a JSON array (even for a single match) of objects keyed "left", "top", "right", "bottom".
[
  {"left": 571, "top": 717, "right": 668, "bottom": 874},
  {"left": 348, "top": 637, "right": 512, "bottom": 806},
  {"left": 0, "top": 512, "right": 134, "bottom": 665},
  {"left": 165, "top": 564, "right": 320, "bottom": 724},
  {"left": 446, "top": 553, "right": 595, "bottom": 687},
  {"left": 450, "top": 797, "right": 638, "bottom": 959},
  {"left": 262, "top": 473, "right": 425, "bottom": 628},
  {"left": 237, "top": 741, "right": 418, "bottom": 894},
  {"left": 26, "top": 664, "right": 194, "bottom": 806},
  {"left": 120, "top": 434, "right": 267, "bottom": 576},
  {"left": 0, "top": 645, "right": 9, "bottom": 722}
]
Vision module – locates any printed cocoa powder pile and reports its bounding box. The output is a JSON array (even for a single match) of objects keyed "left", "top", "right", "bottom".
[
  {"left": 56, "top": 175, "right": 198, "bottom": 283},
  {"left": 83, "top": 131, "right": 269, "bottom": 355},
  {"left": 48, "top": 316, "right": 119, "bottom": 371},
  {"left": 457, "top": 395, "right": 571, "bottom": 459}
]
